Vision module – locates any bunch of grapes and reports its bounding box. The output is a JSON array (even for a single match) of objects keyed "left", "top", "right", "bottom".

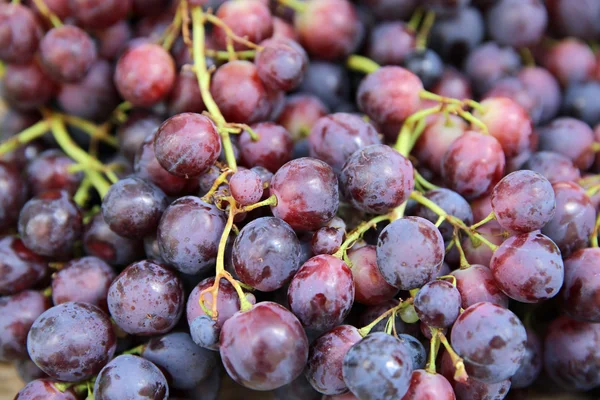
[{"left": 2, "top": 0, "right": 600, "bottom": 399}]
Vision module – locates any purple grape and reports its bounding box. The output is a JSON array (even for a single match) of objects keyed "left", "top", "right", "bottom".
[
  {"left": 167, "top": 68, "right": 205, "bottom": 115},
  {"left": 367, "top": 21, "right": 415, "bottom": 66},
  {"left": 377, "top": 217, "right": 445, "bottom": 290},
  {"left": 523, "top": 151, "right": 581, "bottom": 184},
  {"left": 342, "top": 332, "right": 413, "bottom": 400},
  {"left": 312, "top": 224, "right": 344, "bottom": 255},
  {"left": 14, "top": 379, "right": 78, "bottom": 400},
  {"left": 26, "top": 149, "right": 83, "bottom": 197},
  {"left": 430, "top": 7, "right": 484, "bottom": 65},
  {"left": 157, "top": 196, "right": 226, "bottom": 275},
  {"left": 83, "top": 213, "right": 144, "bottom": 267},
  {"left": 94, "top": 355, "right": 169, "bottom": 400},
  {"left": 348, "top": 245, "right": 398, "bottom": 305},
  {"left": 0, "top": 237, "right": 47, "bottom": 296},
  {"left": 414, "top": 280, "right": 461, "bottom": 328},
  {"left": 562, "top": 248, "right": 600, "bottom": 322},
  {"left": 398, "top": 334, "right": 427, "bottom": 370},
  {"left": 239, "top": 122, "right": 294, "bottom": 173},
  {"left": 464, "top": 42, "right": 521, "bottom": 96},
  {"left": 451, "top": 302, "right": 527, "bottom": 383},
  {"left": 518, "top": 67, "right": 561, "bottom": 124},
  {"left": 51, "top": 256, "right": 116, "bottom": 310},
  {"left": 511, "top": 328, "right": 542, "bottom": 389},
  {"left": 412, "top": 188, "right": 473, "bottom": 242},
  {"left": 537, "top": 117, "right": 595, "bottom": 170},
  {"left": 229, "top": 169, "right": 264, "bottom": 206},
  {"left": 401, "top": 370, "right": 455, "bottom": 400},
  {"left": 491, "top": 170, "right": 556, "bottom": 233},
  {"left": 3, "top": 61, "right": 56, "bottom": 111},
  {"left": 544, "top": 316, "right": 600, "bottom": 390},
  {"left": 0, "top": 4, "right": 41, "bottom": 64},
  {"left": 270, "top": 158, "right": 339, "bottom": 231},
  {"left": 220, "top": 301, "right": 309, "bottom": 391},
  {"left": 232, "top": 216, "right": 302, "bottom": 292},
  {"left": 142, "top": 332, "right": 217, "bottom": 390},
  {"left": 255, "top": 37, "right": 308, "bottom": 92},
  {"left": 0, "top": 290, "right": 49, "bottom": 362},
  {"left": 288, "top": 255, "right": 355, "bottom": 333},
  {"left": 0, "top": 161, "right": 28, "bottom": 231},
  {"left": 306, "top": 325, "right": 362, "bottom": 395},
  {"left": 357, "top": 299, "right": 421, "bottom": 337},
  {"left": 27, "top": 302, "right": 116, "bottom": 381},
  {"left": 340, "top": 144, "right": 414, "bottom": 214},
  {"left": 107, "top": 260, "right": 184, "bottom": 335},
  {"left": 452, "top": 265, "right": 509, "bottom": 309},
  {"left": 486, "top": 0, "right": 547, "bottom": 48}
]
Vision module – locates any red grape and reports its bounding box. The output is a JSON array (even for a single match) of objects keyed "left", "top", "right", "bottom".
[
  {"left": 255, "top": 37, "right": 308, "bottom": 92},
  {"left": 70, "top": 0, "right": 132, "bottom": 29},
  {"left": 542, "top": 38, "right": 595, "bottom": 86},
  {"left": 401, "top": 370, "right": 455, "bottom": 400},
  {"left": 83, "top": 213, "right": 144, "bottom": 267},
  {"left": 348, "top": 245, "right": 398, "bottom": 305},
  {"left": 414, "top": 114, "right": 467, "bottom": 175},
  {"left": 277, "top": 94, "right": 329, "bottom": 140},
  {"left": 451, "top": 264, "right": 509, "bottom": 309},
  {"left": 0, "top": 4, "right": 41, "bottom": 64},
  {"left": 15, "top": 379, "right": 78, "bottom": 399},
  {"left": 239, "top": 122, "right": 293, "bottom": 173},
  {"left": 3, "top": 62, "right": 56, "bottom": 111},
  {"left": 167, "top": 68, "right": 206, "bottom": 115},
  {"left": 213, "top": 0, "right": 273, "bottom": 50},
  {"left": 366, "top": 22, "right": 415, "bottom": 66},
  {"left": 0, "top": 161, "right": 28, "bottom": 232}
]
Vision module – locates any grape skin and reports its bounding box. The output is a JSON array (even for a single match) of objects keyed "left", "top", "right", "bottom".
[
  {"left": 511, "top": 328, "right": 542, "bottom": 389},
  {"left": 14, "top": 379, "right": 78, "bottom": 400},
  {"left": 401, "top": 370, "right": 455, "bottom": 400},
  {"left": 562, "top": 248, "right": 600, "bottom": 322},
  {"left": 0, "top": 237, "right": 47, "bottom": 296},
  {"left": 452, "top": 265, "right": 509, "bottom": 309},
  {"left": 347, "top": 245, "right": 398, "bottom": 305}
]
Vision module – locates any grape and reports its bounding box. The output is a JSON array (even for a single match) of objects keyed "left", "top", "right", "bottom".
[
  {"left": 167, "top": 69, "right": 205, "bottom": 115},
  {"left": 377, "top": 217, "right": 445, "bottom": 290},
  {"left": 0, "top": 4, "right": 41, "bottom": 64},
  {"left": 295, "top": 0, "right": 360, "bottom": 61},
  {"left": 358, "top": 0, "right": 417, "bottom": 20},
  {"left": 107, "top": 260, "right": 184, "bottom": 335},
  {"left": 288, "top": 255, "right": 354, "bottom": 333},
  {"left": 306, "top": 325, "right": 362, "bottom": 395},
  {"left": 83, "top": 213, "right": 144, "bottom": 267},
  {"left": 412, "top": 188, "right": 473, "bottom": 242},
  {"left": 94, "top": 355, "right": 169, "bottom": 400},
  {"left": 270, "top": 157, "right": 339, "bottom": 231},
  {"left": 518, "top": 67, "right": 561, "bottom": 124},
  {"left": 542, "top": 38, "right": 595, "bottom": 86},
  {"left": 414, "top": 114, "right": 467, "bottom": 176},
  {"left": 340, "top": 144, "right": 414, "bottom": 214},
  {"left": 414, "top": 280, "right": 461, "bottom": 328},
  {"left": 464, "top": 42, "right": 520, "bottom": 96},
  {"left": 219, "top": 301, "right": 309, "bottom": 391},
  {"left": 0, "top": 161, "right": 28, "bottom": 232},
  {"left": 39, "top": 25, "right": 96, "bottom": 83},
  {"left": 398, "top": 334, "right": 427, "bottom": 370},
  {"left": 255, "top": 38, "right": 308, "bottom": 92},
  {"left": 452, "top": 265, "right": 509, "bottom": 309},
  {"left": 157, "top": 196, "right": 226, "bottom": 275},
  {"left": 312, "top": 219, "right": 345, "bottom": 255},
  {"left": 15, "top": 379, "right": 78, "bottom": 400},
  {"left": 70, "top": 0, "right": 131, "bottom": 29},
  {"left": 511, "top": 328, "right": 542, "bottom": 389},
  {"left": 114, "top": 42, "right": 175, "bottom": 107},
  {"left": 433, "top": 69, "right": 473, "bottom": 103},
  {"left": 562, "top": 248, "right": 600, "bottom": 322},
  {"left": 357, "top": 299, "right": 420, "bottom": 337},
  {"left": 443, "top": 354, "right": 511, "bottom": 399},
  {"left": 357, "top": 66, "right": 423, "bottom": 127},
  {"left": 175, "top": 365, "right": 222, "bottom": 400},
  {"left": 430, "top": 7, "right": 484, "bottom": 65},
  {"left": 308, "top": 113, "right": 381, "bottom": 174},
  {"left": 277, "top": 94, "right": 329, "bottom": 141},
  {"left": 541, "top": 181, "right": 596, "bottom": 257},
  {"left": 298, "top": 61, "right": 350, "bottom": 110},
  {"left": 51, "top": 256, "right": 116, "bottom": 310},
  {"left": 239, "top": 122, "right": 294, "bottom": 173},
  {"left": 3, "top": 61, "right": 56, "bottom": 111},
  {"left": 441, "top": 131, "right": 506, "bottom": 200},
  {"left": 211, "top": 60, "right": 272, "bottom": 124},
  {"left": 538, "top": 117, "right": 595, "bottom": 170},
  {"left": 96, "top": 20, "right": 131, "bottom": 61},
  {"left": 117, "top": 111, "right": 161, "bottom": 162},
  {"left": 486, "top": 0, "right": 547, "bottom": 48},
  {"left": 544, "top": 316, "right": 600, "bottom": 390},
  {"left": 546, "top": 0, "right": 600, "bottom": 40},
  {"left": 131, "top": 0, "right": 169, "bottom": 16},
  {"left": 141, "top": 332, "right": 217, "bottom": 390},
  {"left": 401, "top": 370, "right": 455, "bottom": 400},
  {"left": 102, "top": 176, "right": 168, "bottom": 238},
  {"left": 27, "top": 302, "right": 116, "bottom": 381},
  {"left": 0, "top": 290, "right": 49, "bottom": 362},
  {"left": 342, "top": 332, "right": 413, "bottom": 400},
  {"left": 562, "top": 81, "right": 600, "bottom": 127},
  {"left": 450, "top": 302, "right": 526, "bottom": 383},
  {"left": 490, "top": 170, "right": 555, "bottom": 233},
  {"left": 154, "top": 113, "right": 221, "bottom": 178},
  {"left": 403, "top": 49, "right": 444, "bottom": 89},
  {"left": 366, "top": 22, "right": 415, "bottom": 66},
  {"left": 274, "top": 374, "right": 321, "bottom": 400},
  {"left": 229, "top": 169, "right": 263, "bottom": 206},
  {"left": 424, "top": 0, "right": 469, "bottom": 13},
  {"left": 213, "top": 0, "right": 272, "bottom": 50},
  {"left": 18, "top": 190, "right": 83, "bottom": 258},
  {"left": 523, "top": 151, "right": 581, "bottom": 184},
  {"left": 483, "top": 78, "right": 543, "bottom": 126},
  {"left": 232, "top": 217, "right": 302, "bottom": 292}
]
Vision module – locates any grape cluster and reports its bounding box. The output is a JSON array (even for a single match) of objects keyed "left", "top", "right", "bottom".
[{"left": 2, "top": 0, "right": 600, "bottom": 399}]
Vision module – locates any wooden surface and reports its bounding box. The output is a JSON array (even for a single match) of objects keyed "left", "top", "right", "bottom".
[{"left": 0, "top": 363, "right": 21, "bottom": 400}]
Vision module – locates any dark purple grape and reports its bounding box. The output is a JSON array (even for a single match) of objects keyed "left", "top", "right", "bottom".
[
  {"left": 542, "top": 181, "right": 596, "bottom": 257},
  {"left": 511, "top": 328, "right": 542, "bottom": 389},
  {"left": 349, "top": 245, "right": 399, "bottom": 306},
  {"left": 546, "top": 0, "right": 600, "bottom": 40},
  {"left": 232, "top": 217, "right": 302, "bottom": 292},
  {"left": 14, "top": 379, "right": 78, "bottom": 400},
  {"left": 83, "top": 213, "right": 144, "bottom": 266},
  {"left": 70, "top": 0, "right": 130, "bottom": 29},
  {"left": 154, "top": 113, "right": 221, "bottom": 178},
  {"left": 39, "top": 25, "right": 97, "bottom": 83},
  {"left": 441, "top": 131, "right": 506, "bottom": 200},
  {"left": 412, "top": 188, "right": 473, "bottom": 242},
  {"left": 295, "top": 0, "right": 360, "bottom": 61},
  {"left": 398, "top": 334, "right": 427, "bottom": 370},
  {"left": 298, "top": 62, "right": 350, "bottom": 110},
  {"left": 102, "top": 176, "right": 168, "bottom": 238},
  {"left": 543, "top": 38, "right": 595, "bottom": 86},
  {"left": 18, "top": 191, "right": 83, "bottom": 258},
  {"left": 107, "top": 260, "right": 184, "bottom": 335},
  {"left": 401, "top": 370, "right": 455, "bottom": 400},
  {"left": 308, "top": 113, "right": 381, "bottom": 174},
  {"left": 518, "top": 67, "right": 561, "bottom": 124},
  {"left": 3, "top": 61, "right": 56, "bottom": 111},
  {"left": 544, "top": 316, "right": 600, "bottom": 390},
  {"left": 0, "top": 161, "right": 28, "bottom": 232},
  {"left": 451, "top": 302, "right": 526, "bottom": 383},
  {"left": 0, "top": 290, "right": 49, "bottom": 362},
  {"left": 114, "top": 42, "right": 175, "bottom": 107},
  {"left": 15, "top": 358, "right": 47, "bottom": 383},
  {"left": 538, "top": 117, "right": 595, "bottom": 170},
  {"left": 288, "top": 255, "right": 354, "bottom": 333},
  {"left": 414, "top": 280, "right": 461, "bottom": 328},
  {"left": 311, "top": 217, "right": 345, "bottom": 255},
  {"left": 464, "top": 42, "right": 521, "bottom": 96},
  {"left": 220, "top": 301, "right": 309, "bottom": 390},
  {"left": 491, "top": 170, "right": 555, "bottom": 233},
  {"left": 486, "top": 0, "right": 547, "bottom": 47},
  {"left": 430, "top": 7, "right": 484, "bottom": 65},
  {"left": 0, "top": 237, "right": 48, "bottom": 297},
  {"left": 523, "top": 151, "right": 581, "bottom": 184},
  {"left": 96, "top": 20, "right": 131, "bottom": 61},
  {"left": 27, "top": 302, "right": 116, "bottom": 381},
  {"left": 403, "top": 49, "right": 444, "bottom": 89},
  {"left": 367, "top": 22, "right": 415, "bottom": 66},
  {"left": 561, "top": 81, "right": 600, "bottom": 127},
  {"left": 239, "top": 122, "right": 294, "bottom": 173},
  {"left": 340, "top": 144, "right": 413, "bottom": 214},
  {"left": 0, "top": 4, "right": 41, "bottom": 64},
  {"left": 157, "top": 196, "right": 226, "bottom": 275},
  {"left": 562, "top": 248, "right": 600, "bottom": 322},
  {"left": 51, "top": 256, "right": 116, "bottom": 310},
  {"left": 229, "top": 169, "right": 263, "bottom": 206},
  {"left": 270, "top": 157, "right": 339, "bottom": 231},
  {"left": 377, "top": 217, "right": 444, "bottom": 290},
  {"left": 117, "top": 111, "right": 161, "bottom": 162},
  {"left": 277, "top": 94, "right": 329, "bottom": 141},
  {"left": 452, "top": 265, "right": 509, "bottom": 309},
  {"left": 274, "top": 374, "right": 321, "bottom": 400},
  {"left": 256, "top": 37, "right": 308, "bottom": 91},
  {"left": 167, "top": 67, "right": 206, "bottom": 116},
  {"left": 357, "top": 66, "right": 423, "bottom": 127},
  {"left": 342, "top": 332, "right": 413, "bottom": 400},
  {"left": 358, "top": 0, "right": 417, "bottom": 20},
  {"left": 141, "top": 332, "right": 217, "bottom": 390},
  {"left": 94, "top": 354, "right": 168, "bottom": 400}
]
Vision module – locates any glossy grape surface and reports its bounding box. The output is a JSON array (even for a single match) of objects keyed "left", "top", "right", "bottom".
[
  {"left": 401, "top": 370, "right": 455, "bottom": 400},
  {"left": 83, "top": 214, "right": 144, "bottom": 267},
  {"left": 348, "top": 245, "right": 398, "bottom": 305},
  {"left": 15, "top": 379, "right": 78, "bottom": 400},
  {"left": 452, "top": 265, "right": 508, "bottom": 309},
  {"left": 0, "top": 237, "right": 47, "bottom": 296},
  {"left": 414, "top": 280, "right": 461, "bottom": 328},
  {"left": 562, "top": 248, "right": 600, "bottom": 322}
]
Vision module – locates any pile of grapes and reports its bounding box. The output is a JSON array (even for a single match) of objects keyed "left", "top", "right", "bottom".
[{"left": 2, "top": 0, "right": 600, "bottom": 399}]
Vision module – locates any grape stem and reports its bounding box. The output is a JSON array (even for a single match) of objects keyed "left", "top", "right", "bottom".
[
  {"left": 73, "top": 177, "right": 93, "bottom": 207},
  {"left": 61, "top": 115, "right": 118, "bottom": 148},
  {"left": 395, "top": 105, "right": 444, "bottom": 157},
  {"left": 438, "top": 331, "right": 469, "bottom": 383},
  {"left": 426, "top": 327, "right": 441, "bottom": 374},
  {"left": 414, "top": 169, "right": 439, "bottom": 191},
  {"left": 122, "top": 344, "right": 146, "bottom": 355},
  {"left": 437, "top": 274, "right": 457, "bottom": 286},
  {"left": 333, "top": 214, "right": 391, "bottom": 262},
  {"left": 0, "top": 119, "right": 50, "bottom": 155},
  {"left": 42, "top": 286, "right": 52, "bottom": 298},
  {"left": 470, "top": 211, "right": 496, "bottom": 230},
  {"left": 201, "top": 169, "right": 234, "bottom": 203},
  {"left": 407, "top": 7, "right": 424, "bottom": 32},
  {"left": 111, "top": 101, "right": 132, "bottom": 124},
  {"left": 519, "top": 47, "right": 536, "bottom": 68},
  {"left": 346, "top": 55, "right": 380, "bottom": 75},
  {"left": 453, "top": 235, "right": 471, "bottom": 270},
  {"left": 161, "top": 1, "right": 183, "bottom": 51},
  {"left": 591, "top": 212, "right": 600, "bottom": 248},
  {"left": 204, "top": 14, "right": 264, "bottom": 51},
  {"left": 415, "top": 10, "right": 435, "bottom": 50},
  {"left": 206, "top": 49, "right": 257, "bottom": 61},
  {"left": 276, "top": 0, "right": 307, "bottom": 13},
  {"left": 31, "top": 0, "right": 62, "bottom": 27}
]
